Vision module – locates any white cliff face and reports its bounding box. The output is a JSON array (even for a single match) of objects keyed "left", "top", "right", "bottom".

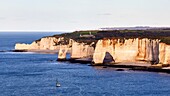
[
  {"left": 71, "top": 41, "right": 94, "bottom": 59},
  {"left": 15, "top": 37, "right": 68, "bottom": 50},
  {"left": 58, "top": 46, "right": 68, "bottom": 60},
  {"left": 114, "top": 39, "right": 139, "bottom": 62},
  {"left": 93, "top": 38, "right": 160, "bottom": 64},
  {"left": 15, "top": 35, "right": 170, "bottom": 65},
  {"left": 159, "top": 43, "right": 170, "bottom": 64},
  {"left": 93, "top": 40, "right": 107, "bottom": 64},
  {"left": 164, "top": 45, "right": 170, "bottom": 64},
  {"left": 39, "top": 37, "right": 57, "bottom": 50},
  {"left": 137, "top": 39, "right": 159, "bottom": 63},
  {"left": 15, "top": 43, "right": 33, "bottom": 50},
  {"left": 15, "top": 36, "right": 95, "bottom": 59}
]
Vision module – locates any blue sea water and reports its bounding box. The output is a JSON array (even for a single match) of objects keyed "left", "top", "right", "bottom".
[{"left": 1, "top": 32, "right": 170, "bottom": 96}]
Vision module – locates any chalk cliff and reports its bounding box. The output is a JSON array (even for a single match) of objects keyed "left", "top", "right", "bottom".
[
  {"left": 15, "top": 36, "right": 94, "bottom": 59},
  {"left": 15, "top": 32, "right": 170, "bottom": 65},
  {"left": 93, "top": 38, "right": 161, "bottom": 64},
  {"left": 15, "top": 37, "right": 69, "bottom": 50},
  {"left": 159, "top": 43, "right": 170, "bottom": 64},
  {"left": 58, "top": 46, "right": 68, "bottom": 60},
  {"left": 71, "top": 41, "right": 94, "bottom": 58}
]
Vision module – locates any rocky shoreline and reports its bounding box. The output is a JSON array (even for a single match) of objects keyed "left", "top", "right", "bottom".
[
  {"left": 10, "top": 49, "right": 170, "bottom": 74},
  {"left": 60, "top": 58, "right": 170, "bottom": 74}
]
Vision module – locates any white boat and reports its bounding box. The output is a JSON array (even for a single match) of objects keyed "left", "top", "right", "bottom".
[
  {"left": 56, "top": 79, "right": 61, "bottom": 87},
  {"left": 56, "top": 83, "right": 61, "bottom": 87}
]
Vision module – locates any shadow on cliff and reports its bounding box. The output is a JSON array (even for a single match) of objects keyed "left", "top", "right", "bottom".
[{"left": 103, "top": 52, "right": 115, "bottom": 64}]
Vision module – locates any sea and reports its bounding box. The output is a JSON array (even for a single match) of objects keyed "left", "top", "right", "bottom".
[{"left": 1, "top": 32, "right": 170, "bottom": 96}]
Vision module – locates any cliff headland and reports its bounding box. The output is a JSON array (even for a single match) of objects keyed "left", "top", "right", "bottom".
[{"left": 15, "top": 28, "right": 170, "bottom": 73}]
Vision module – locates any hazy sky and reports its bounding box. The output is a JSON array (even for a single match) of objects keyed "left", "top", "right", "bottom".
[{"left": 0, "top": 0, "right": 170, "bottom": 31}]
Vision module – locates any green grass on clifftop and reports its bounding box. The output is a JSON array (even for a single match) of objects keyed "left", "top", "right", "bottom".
[{"left": 51, "top": 29, "right": 170, "bottom": 45}]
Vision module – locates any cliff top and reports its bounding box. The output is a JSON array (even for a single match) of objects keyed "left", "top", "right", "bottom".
[{"left": 39, "top": 29, "right": 170, "bottom": 44}]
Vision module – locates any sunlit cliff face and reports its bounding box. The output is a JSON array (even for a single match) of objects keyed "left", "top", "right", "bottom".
[
  {"left": 15, "top": 37, "right": 69, "bottom": 50},
  {"left": 15, "top": 37, "right": 170, "bottom": 65},
  {"left": 71, "top": 41, "right": 94, "bottom": 59},
  {"left": 159, "top": 43, "right": 170, "bottom": 64},
  {"left": 93, "top": 38, "right": 170, "bottom": 64}
]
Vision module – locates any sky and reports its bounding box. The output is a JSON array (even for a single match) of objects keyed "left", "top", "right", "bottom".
[{"left": 0, "top": 0, "right": 170, "bottom": 32}]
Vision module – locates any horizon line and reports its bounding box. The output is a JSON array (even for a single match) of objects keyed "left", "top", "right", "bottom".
[{"left": 1, "top": 26, "right": 170, "bottom": 32}]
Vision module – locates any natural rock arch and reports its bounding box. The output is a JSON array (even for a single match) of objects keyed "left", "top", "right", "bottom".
[{"left": 103, "top": 52, "right": 115, "bottom": 64}]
